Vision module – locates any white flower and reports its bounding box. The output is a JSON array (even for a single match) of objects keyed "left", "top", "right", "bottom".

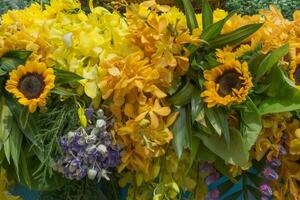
[
  {"left": 97, "top": 144, "right": 107, "bottom": 155},
  {"left": 96, "top": 119, "right": 106, "bottom": 129},
  {"left": 88, "top": 168, "right": 98, "bottom": 180}
]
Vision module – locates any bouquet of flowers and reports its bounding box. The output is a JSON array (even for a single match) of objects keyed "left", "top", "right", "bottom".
[{"left": 0, "top": 0, "right": 300, "bottom": 199}]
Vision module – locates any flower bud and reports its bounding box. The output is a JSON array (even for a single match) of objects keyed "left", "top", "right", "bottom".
[
  {"left": 204, "top": 172, "right": 220, "bottom": 185},
  {"left": 97, "top": 144, "right": 107, "bottom": 155},
  {"left": 96, "top": 109, "right": 104, "bottom": 118},
  {"left": 88, "top": 168, "right": 98, "bottom": 180},
  {"left": 262, "top": 167, "right": 278, "bottom": 180},
  {"left": 259, "top": 183, "right": 273, "bottom": 196},
  {"left": 268, "top": 158, "right": 281, "bottom": 168},
  {"left": 96, "top": 119, "right": 106, "bottom": 129},
  {"left": 279, "top": 145, "right": 287, "bottom": 156}
]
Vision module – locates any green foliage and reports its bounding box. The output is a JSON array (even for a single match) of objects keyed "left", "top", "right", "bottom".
[
  {"left": 226, "top": 0, "right": 300, "bottom": 20},
  {"left": 41, "top": 178, "right": 121, "bottom": 200}
]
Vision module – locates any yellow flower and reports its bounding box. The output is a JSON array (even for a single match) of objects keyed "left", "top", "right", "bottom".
[
  {"left": 289, "top": 129, "right": 300, "bottom": 155},
  {"left": 5, "top": 61, "right": 55, "bottom": 112},
  {"left": 289, "top": 54, "right": 300, "bottom": 86},
  {"left": 201, "top": 59, "right": 253, "bottom": 108},
  {"left": 135, "top": 98, "right": 171, "bottom": 129}
]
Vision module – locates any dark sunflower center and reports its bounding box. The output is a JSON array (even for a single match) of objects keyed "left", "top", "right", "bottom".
[
  {"left": 294, "top": 65, "right": 300, "bottom": 85},
  {"left": 18, "top": 73, "right": 45, "bottom": 99},
  {"left": 217, "top": 70, "right": 243, "bottom": 97}
]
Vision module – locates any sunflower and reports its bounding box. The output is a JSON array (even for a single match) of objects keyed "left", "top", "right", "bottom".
[
  {"left": 289, "top": 54, "right": 300, "bottom": 86},
  {"left": 201, "top": 59, "right": 253, "bottom": 108},
  {"left": 5, "top": 61, "right": 55, "bottom": 112}
]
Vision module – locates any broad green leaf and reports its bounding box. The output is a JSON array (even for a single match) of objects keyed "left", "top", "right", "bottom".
[
  {"left": 4, "top": 93, "right": 38, "bottom": 145},
  {"left": 191, "top": 89, "right": 204, "bottom": 122},
  {"left": 20, "top": 107, "right": 29, "bottom": 129},
  {"left": 4, "top": 50, "right": 32, "bottom": 60},
  {"left": 239, "top": 98, "right": 262, "bottom": 151},
  {"left": 198, "top": 128, "right": 249, "bottom": 167},
  {"left": 207, "top": 23, "right": 263, "bottom": 49},
  {"left": 202, "top": 0, "right": 213, "bottom": 30},
  {"left": 186, "top": 135, "right": 200, "bottom": 175},
  {"left": 196, "top": 142, "right": 216, "bottom": 162},
  {"left": 0, "top": 57, "right": 24, "bottom": 72},
  {"left": 3, "top": 138, "right": 10, "bottom": 164},
  {"left": 167, "top": 82, "right": 194, "bottom": 106},
  {"left": 214, "top": 158, "right": 238, "bottom": 183},
  {"left": 20, "top": 151, "right": 32, "bottom": 188},
  {"left": 266, "top": 65, "right": 295, "bottom": 97},
  {"left": 254, "top": 44, "right": 289, "bottom": 83},
  {"left": 205, "top": 107, "right": 230, "bottom": 147},
  {"left": 172, "top": 106, "right": 189, "bottom": 158},
  {"left": 0, "top": 68, "right": 6, "bottom": 76},
  {"left": 258, "top": 67, "right": 300, "bottom": 114},
  {"left": 9, "top": 120, "right": 23, "bottom": 180},
  {"left": 54, "top": 68, "right": 83, "bottom": 84},
  {"left": 181, "top": 0, "right": 198, "bottom": 31},
  {"left": 0, "top": 97, "right": 12, "bottom": 143},
  {"left": 259, "top": 93, "right": 300, "bottom": 115},
  {"left": 51, "top": 87, "right": 78, "bottom": 96},
  {"left": 201, "top": 12, "right": 236, "bottom": 41}
]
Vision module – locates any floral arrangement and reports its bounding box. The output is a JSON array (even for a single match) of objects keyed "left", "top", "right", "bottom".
[{"left": 0, "top": 0, "right": 300, "bottom": 199}]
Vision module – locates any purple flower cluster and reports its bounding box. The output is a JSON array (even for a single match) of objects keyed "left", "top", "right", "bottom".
[
  {"left": 54, "top": 108, "right": 121, "bottom": 181},
  {"left": 200, "top": 162, "right": 220, "bottom": 200},
  {"left": 259, "top": 157, "right": 282, "bottom": 199}
]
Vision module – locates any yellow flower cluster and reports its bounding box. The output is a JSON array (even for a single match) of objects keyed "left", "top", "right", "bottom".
[
  {"left": 99, "top": 1, "right": 200, "bottom": 174},
  {"left": 252, "top": 113, "right": 300, "bottom": 199}
]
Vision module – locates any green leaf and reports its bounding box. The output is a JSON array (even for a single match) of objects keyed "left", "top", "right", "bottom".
[
  {"left": 215, "top": 158, "right": 239, "bottom": 183},
  {"left": 0, "top": 57, "right": 24, "bottom": 72},
  {"left": 9, "top": 120, "right": 23, "bottom": 180},
  {"left": 266, "top": 65, "right": 295, "bottom": 97},
  {"left": 172, "top": 106, "right": 189, "bottom": 158},
  {"left": 186, "top": 135, "right": 200, "bottom": 175},
  {"left": 20, "top": 150, "right": 32, "bottom": 188},
  {"left": 191, "top": 89, "right": 204, "bottom": 122},
  {"left": 239, "top": 98, "right": 262, "bottom": 151},
  {"left": 20, "top": 107, "right": 29, "bottom": 129},
  {"left": 201, "top": 12, "right": 236, "bottom": 41},
  {"left": 51, "top": 87, "right": 78, "bottom": 96},
  {"left": 198, "top": 128, "right": 249, "bottom": 167},
  {"left": 205, "top": 107, "right": 230, "bottom": 147},
  {"left": 254, "top": 44, "right": 289, "bottom": 83},
  {"left": 0, "top": 97, "right": 12, "bottom": 143},
  {"left": 181, "top": 0, "right": 198, "bottom": 31},
  {"left": 4, "top": 50, "right": 32, "bottom": 60},
  {"left": 202, "top": 0, "right": 213, "bottom": 30},
  {"left": 4, "top": 93, "right": 38, "bottom": 146},
  {"left": 246, "top": 172, "right": 263, "bottom": 186},
  {"left": 259, "top": 92, "right": 300, "bottom": 115},
  {"left": 167, "top": 82, "right": 194, "bottom": 106},
  {"left": 207, "top": 23, "right": 263, "bottom": 49},
  {"left": 258, "top": 67, "right": 300, "bottom": 114},
  {"left": 54, "top": 68, "right": 83, "bottom": 84},
  {"left": 196, "top": 142, "right": 216, "bottom": 162},
  {"left": 248, "top": 185, "right": 262, "bottom": 199},
  {"left": 3, "top": 138, "right": 10, "bottom": 164}
]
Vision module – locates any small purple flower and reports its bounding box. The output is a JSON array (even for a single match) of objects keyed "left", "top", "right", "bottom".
[
  {"left": 267, "top": 158, "right": 281, "bottom": 168},
  {"left": 205, "top": 172, "right": 220, "bottom": 185},
  {"left": 204, "top": 189, "right": 219, "bottom": 200},
  {"left": 259, "top": 183, "right": 273, "bottom": 196},
  {"left": 85, "top": 108, "right": 94, "bottom": 121},
  {"left": 262, "top": 167, "right": 278, "bottom": 180},
  {"left": 55, "top": 109, "right": 121, "bottom": 181},
  {"left": 199, "top": 162, "right": 213, "bottom": 173},
  {"left": 279, "top": 145, "right": 287, "bottom": 156},
  {"left": 261, "top": 196, "right": 269, "bottom": 200}
]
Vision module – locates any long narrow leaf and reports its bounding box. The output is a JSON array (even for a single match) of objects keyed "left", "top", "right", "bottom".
[
  {"left": 208, "top": 23, "right": 263, "bottom": 49},
  {"left": 201, "top": 11, "right": 235, "bottom": 41},
  {"left": 254, "top": 44, "right": 289, "bottom": 83},
  {"left": 202, "top": 0, "right": 213, "bottom": 30},
  {"left": 181, "top": 0, "right": 198, "bottom": 31},
  {"left": 167, "top": 82, "right": 194, "bottom": 106}
]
